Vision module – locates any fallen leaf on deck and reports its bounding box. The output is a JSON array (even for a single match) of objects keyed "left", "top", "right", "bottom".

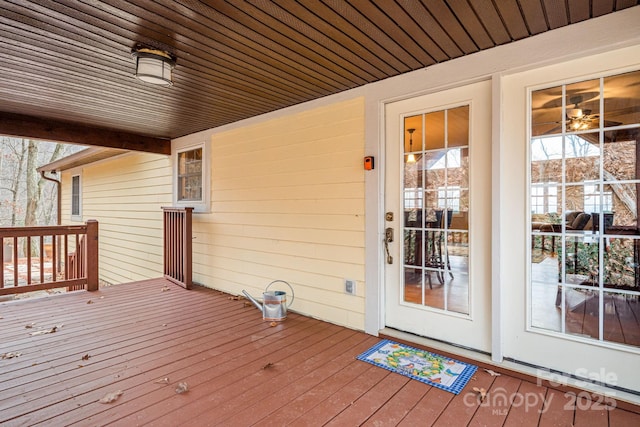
[
  {"left": 100, "top": 296, "right": 104, "bottom": 299},
  {"left": 81, "top": 354, "right": 90, "bottom": 361},
  {"left": 175, "top": 382, "right": 189, "bottom": 394},
  {"left": 262, "top": 362, "right": 274, "bottom": 370},
  {"left": 87, "top": 300, "right": 93, "bottom": 304},
  {"left": 228, "top": 295, "right": 241, "bottom": 300},
  {"left": 269, "top": 322, "right": 277, "bottom": 327},
  {"left": 30, "top": 325, "right": 61, "bottom": 336},
  {"left": 1, "top": 352, "right": 22, "bottom": 359},
  {"left": 161, "top": 286, "right": 171, "bottom": 292},
  {"left": 25, "top": 322, "right": 35, "bottom": 329},
  {"left": 154, "top": 377, "right": 170, "bottom": 384},
  {"left": 473, "top": 387, "right": 487, "bottom": 402},
  {"left": 162, "top": 323, "right": 167, "bottom": 327},
  {"left": 243, "top": 302, "right": 252, "bottom": 307},
  {"left": 484, "top": 369, "right": 501, "bottom": 377},
  {"left": 78, "top": 365, "right": 84, "bottom": 368},
  {"left": 98, "top": 390, "right": 123, "bottom": 403}
]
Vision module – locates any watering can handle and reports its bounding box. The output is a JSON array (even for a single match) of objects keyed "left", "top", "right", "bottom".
[{"left": 265, "top": 280, "right": 295, "bottom": 308}]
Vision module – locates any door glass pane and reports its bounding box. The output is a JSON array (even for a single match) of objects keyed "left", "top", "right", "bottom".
[
  {"left": 425, "top": 111, "right": 444, "bottom": 150},
  {"left": 564, "top": 287, "right": 600, "bottom": 341},
  {"left": 604, "top": 70, "right": 640, "bottom": 127},
  {"left": 403, "top": 107, "right": 470, "bottom": 315},
  {"left": 564, "top": 134, "right": 600, "bottom": 184},
  {"left": 566, "top": 79, "right": 600, "bottom": 133},
  {"left": 603, "top": 237, "right": 637, "bottom": 290},
  {"left": 448, "top": 106, "right": 469, "bottom": 147},
  {"left": 530, "top": 233, "right": 562, "bottom": 332},
  {"left": 529, "top": 70, "right": 640, "bottom": 349},
  {"left": 532, "top": 86, "right": 563, "bottom": 137},
  {"left": 603, "top": 291, "right": 640, "bottom": 347},
  {"left": 604, "top": 129, "right": 639, "bottom": 181}
]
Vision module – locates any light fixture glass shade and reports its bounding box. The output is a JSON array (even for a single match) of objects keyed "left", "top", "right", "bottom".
[
  {"left": 132, "top": 48, "right": 175, "bottom": 87},
  {"left": 407, "top": 153, "right": 416, "bottom": 163}
]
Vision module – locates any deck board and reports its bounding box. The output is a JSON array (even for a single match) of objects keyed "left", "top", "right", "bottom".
[
  {"left": 0, "top": 278, "right": 637, "bottom": 426},
  {"left": 397, "top": 387, "right": 454, "bottom": 426},
  {"left": 538, "top": 388, "right": 577, "bottom": 427},
  {"left": 503, "top": 380, "right": 547, "bottom": 426}
]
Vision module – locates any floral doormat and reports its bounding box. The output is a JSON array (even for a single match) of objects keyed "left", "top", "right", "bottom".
[{"left": 356, "top": 340, "right": 477, "bottom": 395}]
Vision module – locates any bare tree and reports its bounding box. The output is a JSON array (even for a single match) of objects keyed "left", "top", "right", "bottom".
[
  {"left": 8, "top": 139, "right": 27, "bottom": 226},
  {"left": 1, "top": 137, "right": 83, "bottom": 227},
  {"left": 25, "top": 139, "right": 39, "bottom": 227},
  {"left": 24, "top": 140, "right": 65, "bottom": 227}
]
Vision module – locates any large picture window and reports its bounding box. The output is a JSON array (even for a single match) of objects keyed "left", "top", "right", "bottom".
[{"left": 529, "top": 69, "right": 640, "bottom": 349}]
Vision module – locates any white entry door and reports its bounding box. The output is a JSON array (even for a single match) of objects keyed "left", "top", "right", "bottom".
[{"left": 384, "top": 80, "right": 492, "bottom": 352}]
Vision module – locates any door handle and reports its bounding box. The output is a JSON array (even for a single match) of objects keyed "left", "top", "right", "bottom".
[
  {"left": 385, "top": 227, "right": 394, "bottom": 243},
  {"left": 384, "top": 227, "right": 394, "bottom": 264}
]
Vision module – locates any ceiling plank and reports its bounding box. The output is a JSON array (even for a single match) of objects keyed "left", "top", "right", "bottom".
[
  {"left": 568, "top": 0, "right": 591, "bottom": 23},
  {"left": 250, "top": 0, "right": 396, "bottom": 78},
  {"left": 468, "top": 0, "right": 512, "bottom": 44},
  {"left": 592, "top": 0, "right": 615, "bottom": 17},
  {"left": 445, "top": 0, "right": 495, "bottom": 50},
  {"left": 321, "top": 0, "right": 424, "bottom": 70},
  {"left": 0, "top": 112, "right": 170, "bottom": 154},
  {"left": 542, "top": 0, "right": 569, "bottom": 29},
  {"left": 493, "top": 0, "right": 530, "bottom": 40},
  {"left": 519, "top": 0, "right": 549, "bottom": 35},
  {"left": 415, "top": 0, "right": 479, "bottom": 54},
  {"left": 375, "top": 0, "right": 450, "bottom": 61}
]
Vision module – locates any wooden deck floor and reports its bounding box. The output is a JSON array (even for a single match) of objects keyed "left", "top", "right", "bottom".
[{"left": 1, "top": 278, "right": 639, "bottom": 426}]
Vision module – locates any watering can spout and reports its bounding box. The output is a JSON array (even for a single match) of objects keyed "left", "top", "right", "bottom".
[{"left": 242, "top": 290, "right": 263, "bottom": 311}]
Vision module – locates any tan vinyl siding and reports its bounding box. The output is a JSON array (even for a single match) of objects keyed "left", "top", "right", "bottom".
[
  {"left": 61, "top": 152, "right": 171, "bottom": 285},
  {"left": 60, "top": 97, "right": 365, "bottom": 330},
  {"left": 197, "top": 97, "right": 366, "bottom": 329}
]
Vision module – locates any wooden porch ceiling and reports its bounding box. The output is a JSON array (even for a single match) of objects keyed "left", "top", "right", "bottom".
[
  {"left": 0, "top": 1, "right": 638, "bottom": 154},
  {"left": 1, "top": 278, "right": 639, "bottom": 425}
]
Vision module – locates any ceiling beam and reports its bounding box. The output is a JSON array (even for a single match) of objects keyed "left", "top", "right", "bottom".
[{"left": 0, "top": 112, "right": 170, "bottom": 155}]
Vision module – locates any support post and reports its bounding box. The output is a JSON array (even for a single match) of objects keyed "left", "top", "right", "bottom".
[{"left": 86, "top": 219, "right": 99, "bottom": 291}]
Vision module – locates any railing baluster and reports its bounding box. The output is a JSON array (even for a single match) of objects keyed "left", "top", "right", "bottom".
[
  {"left": 52, "top": 235, "right": 57, "bottom": 282},
  {"left": 13, "top": 236, "right": 18, "bottom": 288},
  {"left": 27, "top": 236, "right": 32, "bottom": 285},
  {"left": 0, "top": 237, "right": 4, "bottom": 289},
  {"left": 64, "top": 234, "right": 69, "bottom": 280},
  {"left": 40, "top": 235, "right": 45, "bottom": 284}
]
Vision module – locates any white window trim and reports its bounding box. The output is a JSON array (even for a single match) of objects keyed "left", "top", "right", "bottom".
[
  {"left": 71, "top": 173, "right": 82, "bottom": 222},
  {"left": 172, "top": 140, "right": 210, "bottom": 213}
]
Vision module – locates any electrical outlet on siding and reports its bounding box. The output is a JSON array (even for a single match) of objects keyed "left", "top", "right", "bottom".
[{"left": 344, "top": 279, "right": 356, "bottom": 295}]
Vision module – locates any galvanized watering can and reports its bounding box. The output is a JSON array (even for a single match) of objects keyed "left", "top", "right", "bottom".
[{"left": 242, "top": 280, "right": 294, "bottom": 322}]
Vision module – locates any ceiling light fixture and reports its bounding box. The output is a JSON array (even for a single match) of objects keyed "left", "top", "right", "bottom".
[
  {"left": 566, "top": 95, "right": 595, "bottom": 131},
  {"left": 406, "top": 128, "right": 416, "bottom": 163},
  {"left": 131, "top": 46, "right": 176, "bottom": 87}
]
